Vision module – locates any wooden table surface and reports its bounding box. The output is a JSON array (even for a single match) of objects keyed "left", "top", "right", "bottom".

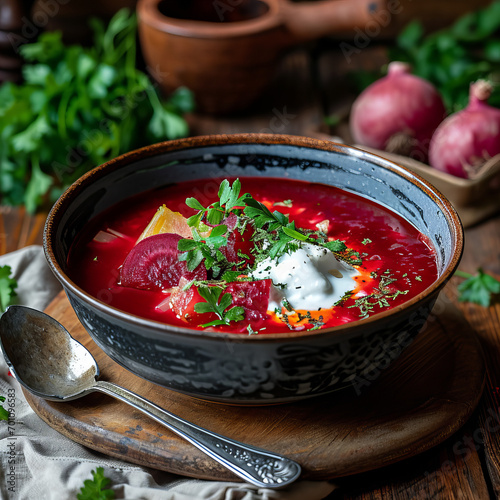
[{"left": 1, "top": 43, "right": 500, "bottom": 499}]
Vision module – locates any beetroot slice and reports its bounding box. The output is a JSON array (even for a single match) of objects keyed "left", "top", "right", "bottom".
[{"left": 120, "top": 233, "right": 206, "bottom": 290}]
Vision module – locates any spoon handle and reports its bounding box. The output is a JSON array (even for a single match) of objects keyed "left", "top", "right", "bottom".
[{"left": 94, "top": 380, "right": 301, "bottom": 488}]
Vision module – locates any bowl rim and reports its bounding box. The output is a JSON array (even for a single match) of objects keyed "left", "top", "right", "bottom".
[{"left": 43, "top": 133, "right": 464, "bottom": 343}]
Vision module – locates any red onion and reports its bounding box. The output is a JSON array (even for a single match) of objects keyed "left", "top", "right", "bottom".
[
  {"left": 429, "top": 80, "right": 500, "bottom": 178},
  {"left": 349, "top": 62, "right": 446, "bottom": 162}
]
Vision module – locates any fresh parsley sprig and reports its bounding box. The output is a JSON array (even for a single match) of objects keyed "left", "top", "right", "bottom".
[
  {"left": 0, "top": 396, "right": 9, "bottom": 421},
  {"left": 456, "top": 268, "right": 500, "bottom": 307},
  {"left": 194, "top": 286, "right": 244, "bottom": 327},
  {"left": 77, "top": 467, "right": 115, "bottom": 500},
  {"left": 178, "top": 225, "right": 228, "bottom": 272},
  {"left": 180, "top": 179, "right": 254, "bottom": 277},
  {"left": 186, "top": 179, "right": 250, "bottom": 228},
  {"left": 0, "top": 265, "right": 17, "bottom": 313},
  {"left": 181, "top": 178, "right": 358, "bottom": 274},
  {"left": 244, "top": 198, "right": 314, "bottom": 260}
]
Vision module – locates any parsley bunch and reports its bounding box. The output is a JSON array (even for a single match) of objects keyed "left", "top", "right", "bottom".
[
  {"left": 0, "top": 9, "right": 194, "bottom": 213},
  {"left": 390, "top": 1, "right": 500, "bottom": 112}
]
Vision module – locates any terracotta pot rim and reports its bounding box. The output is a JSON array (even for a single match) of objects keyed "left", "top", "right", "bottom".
[{"left": 137, "top": 0, "right": 282, "bottom": 39}]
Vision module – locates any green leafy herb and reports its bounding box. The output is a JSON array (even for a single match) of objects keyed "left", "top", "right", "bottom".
[
  {"left": 0, "top": 9, "right": 194, "bottom": 213},
  {"left": 178, "top": 225, "right": 229, "bottom": 274},
  {"left": 389, "top": 1, "right": 500, "bottom": 111},
  {"left": 194, "top": 286, "right": 244, "bottom": 327},
  {"left": 180, "top": 180, "right": 253, "bottom": 278},
  {"left": 0, "top": 396, "right": 9, "bottom": 421},
  {"left": 244, "top": 197, "right": 350, "bottom": 262},
  {"left": 77, "top": 467, "right": 115, "bottom": 500},
  {"left": 186, "top": 179, "right": 250, "bottom": 228},
  {"left": 0, "top": 265, "right": 17, "bottom": 313},
  {"left": 456, "top": 268, "right": 500, "bottom": 307}
]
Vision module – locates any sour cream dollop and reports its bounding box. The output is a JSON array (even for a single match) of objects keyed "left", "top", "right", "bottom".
[{"left": 251, "top": 242, "right": 359, "bottom": 311}]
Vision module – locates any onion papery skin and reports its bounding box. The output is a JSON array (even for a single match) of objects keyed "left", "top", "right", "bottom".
[
  {"left": 350, "top": 62, "right": 446, "bottom": 163},
  {"left": 429, "top": 81, "right": 500, "bottom": 179}
]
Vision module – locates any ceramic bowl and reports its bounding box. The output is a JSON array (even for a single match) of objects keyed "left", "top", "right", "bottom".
[{"left": 43, "top": 134, "right": 463, "bottom": 404}]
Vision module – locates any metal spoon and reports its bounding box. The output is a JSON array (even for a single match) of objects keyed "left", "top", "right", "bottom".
[{"left": 0, "top": 305, "right": 301, "bottom": 488}]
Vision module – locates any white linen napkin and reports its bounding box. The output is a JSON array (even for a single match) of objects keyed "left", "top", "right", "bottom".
[{"left": 0, "top": 245, "right": 336, "bottom": 500}]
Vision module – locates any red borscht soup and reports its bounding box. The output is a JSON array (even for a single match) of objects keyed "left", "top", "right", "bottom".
[{"left": 67, "top": 177, "right": 438, "bottom": 334}]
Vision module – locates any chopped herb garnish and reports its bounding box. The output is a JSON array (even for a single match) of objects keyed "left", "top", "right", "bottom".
[
  {"left": 362, "top": 238, "right": 372, "bottom": 245},
  {"left": 221, "top": 270, "right": 243, "bottom": 282},
  {"left": 247, "top": 324, "right": 265, "bottom": 335},
  {"left": 307, "top": 323, "right": 323, "bottom": 331},
  {"left": 348, "top": 271, "right": 408, "bottom": 318},
  {"left": 273, "top": 199, "right": 293, "bottom": 207},
  {"left": 334, "top": 290, "right": 354, "bottom": 306},
  {"left": 172, "top": 178, "right": 393, "bottom": 329}
]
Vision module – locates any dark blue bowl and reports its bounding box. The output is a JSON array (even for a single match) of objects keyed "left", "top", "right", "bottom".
[{"left": 44, "top": 134, "right": 463, "bottom": 404}]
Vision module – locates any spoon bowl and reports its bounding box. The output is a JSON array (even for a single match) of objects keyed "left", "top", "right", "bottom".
[
  {"left": 0, "top": 305, "right": 301, "bottom": 488},
  {"left": 0, "top": 305, "right": 98, "bottom": 400}
]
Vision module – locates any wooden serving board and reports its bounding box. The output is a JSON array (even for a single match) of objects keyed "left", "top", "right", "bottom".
[{"left": 23, "top": 291, "right": 485, "bottom": 481}]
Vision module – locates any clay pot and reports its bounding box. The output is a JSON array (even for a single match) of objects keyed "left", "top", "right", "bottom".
[{"left": 137, "top": 0, "right": 387, "bottom": 114}]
